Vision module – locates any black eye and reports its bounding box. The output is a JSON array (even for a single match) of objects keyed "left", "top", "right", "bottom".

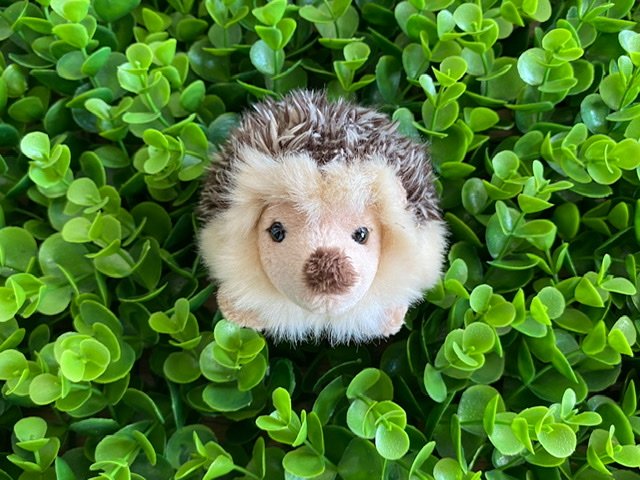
[
  {"left": 352, "top": 227, "right": 369, "bottom": 244},
  {"left": 268, "top": 222, "right": 286, "bottom": 242}
]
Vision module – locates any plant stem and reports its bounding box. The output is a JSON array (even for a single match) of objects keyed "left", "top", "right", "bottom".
[{"left": 233, "top": 466, "right": 261, "bottom": 479}]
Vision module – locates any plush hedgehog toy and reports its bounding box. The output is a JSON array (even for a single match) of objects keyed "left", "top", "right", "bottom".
[{"left": 198, "top": 90, "right": 447, "bottom": 343}]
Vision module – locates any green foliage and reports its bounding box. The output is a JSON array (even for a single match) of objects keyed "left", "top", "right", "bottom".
[{"left": 0, "top": 0, "right": 639, "bottom": 479}]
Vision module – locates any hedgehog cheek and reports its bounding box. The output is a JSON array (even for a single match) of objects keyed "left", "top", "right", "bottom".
[{"left": 256, "top": 203, "right": 310, "bottom": 309}]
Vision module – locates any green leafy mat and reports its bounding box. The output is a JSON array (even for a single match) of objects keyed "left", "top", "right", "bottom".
[{"left": 0, "top": 0, "right": 639, "bottom": 479}]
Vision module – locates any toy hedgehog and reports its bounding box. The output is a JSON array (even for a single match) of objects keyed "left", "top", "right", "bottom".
[{"left": 197, "top": 90, "right": 447, "bottom": 343}]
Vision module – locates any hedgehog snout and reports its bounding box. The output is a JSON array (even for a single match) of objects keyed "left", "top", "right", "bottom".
[{"left": 303, "top": 247, "right": 357, "bottom": 295}]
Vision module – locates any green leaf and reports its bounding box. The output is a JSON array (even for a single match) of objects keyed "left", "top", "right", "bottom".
[
  {"left": 271, "top": 387, "right": 292, "bottom": 422},
  {"left": 282, "top": 446, "right": 325, "bottom": 478},
  {"left": 536, "top": 287, "right": 565, "bottom": 319},
  {"left": 93, "top": 0, "right": 141, "bottom": 22},
  {"left": 237, "top": 354, "right": 267, "bottom": 391},
  {"left": 492, "top": 151, "right": 519, "bottom": 180},
  {"left": 518, "top": 194, "right": 553, "bottom": 213},
  {"left": 344, "top": 41, "right": 371, "bottom": 67},
  {"left": 0, "top": 349, "right": 27, "bottom": 380},
  {"left": 164, "top": 351, "right": 201, "bottom": 383},
  {"left": 306, "top": 411, "right": 324, "bottom": 454},
  {"left": 464, "top": 107, "right": 499, "bottom": 131},
  {"left": 514, "top": 219, "right": 557, "bottom": 250},
  {"left": 600, "top": 277, "right": 636, "bottom": 295},
  {"left": 250, "top": 41, "right": 284, "bottom": 75},
  {"left": 14, "top": 416, "right": 48, "bottom": 443},
  {"left": 253, "top": 0, "right": 287, "bottom": 26},
  {"left": 0, "top": 227, "right": 37, "bottom": 273},
  {"left": 489, "top": 413, "right": 525, "bottom": 455},
  {"left": 409, "top": 442, "right": 436, "bottom": 479},
  {"left": 402, "top": 43, "right": 428, "bottom": 80},
  {"left": 202, "top": 383, "right": 253, "bottom": 412},
  {"left": 484, "top": 302, "right": 516, "bottom": 327},
  {"left": 423, "top": 364, "right": 447, "bottom": 402},
  {"left": 433, "top": 458, "right": 465, "bottom": 480},
  {"left": 346, "top": 398, "right": 376, "bottom": 438},
  {"left": 298, "top": 5, "right": 333, "bottom": 24},
  {"left": 600, "top": 73, "right": 626, "bottom": 110},
  {"left": 82, "top": 47, "right": 112, "bottom": 76},
  {"left": 123, "top": 111, "right": 161, "bottom": 125},
  {"left": 337, "top": 438, "right": 383, "bottom": 480},
  {"left": 255, "top": 25, "right": 283, "bottom": 51},
  {"left": 55, "top": 457, "right": 78, "bottom": 480},
  {"left": 453, "top": 3, "right": 482, "bottom": 32},
  {"left": 61, "top": 217, "right": 92, "bottom": 243},
  {"left": 277, "top": 18, "right": 297, "bottom": 48},
  {"left": 438, "top": 56, "right": 467, "bottom": 84},
  {"left": 52, "top": 23, "right": 89, "bottom": 49},
  {"left": 346, "top": 368, "right": 393, "bottom": 401},
  {"left": 10, "top": 96, "right": 46, "bottom": 123},
  {"left": 517, "top": 48, "right": 546, "bottom": 85},
  {"left": 553, "top": 203, "right": 580, "bottom": 239},
  {"left": 469, "top": 284, "right": 493, "bottom": 313},
  {"left": 29, "top": 373, "right": 62, "bottom": 405},
  {"left": 20, "top": 131, "right": 50, "bottom": 161},
  {"left": 537, "top": 423, "right": 576, "bottom": 458},
  {"left": 374, "top": 423, "right": 409, "bottom": 460},
  {"left": 575, "top": 277, "right": 605, "bottom": 307},
  {"left": 613, "top": 445, "right": 640, "bottom": 467},
  {"left": 458, "top": 385, "right": 502, "bottom": 436},
  {"left": 180, "top": 80, "right": 206, "bottom": 112},
  {"left": 463, "top": 322, "right": 495, "bottom": 353},
  {"left": 203, "top": 455, "right": 234, "bottom": 480},
  {"left": 313, "top": 377, "right": 346, "bottom": 425},
  {"left": 67, "top": 178, "right": 101, "bottom": 206},
  {"left": 51, "top": 0, "right": 90, "bottom": 22},
  {"left": 375, "top": 56, "right": 401, "bottom": 103},
  {"left": 581, "top": 93, "right": 610, "bottom": 134}
]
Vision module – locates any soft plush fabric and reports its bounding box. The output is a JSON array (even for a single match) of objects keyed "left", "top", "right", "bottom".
[{"left": 198, "top": 91, "right": 447, "bottom": 343}]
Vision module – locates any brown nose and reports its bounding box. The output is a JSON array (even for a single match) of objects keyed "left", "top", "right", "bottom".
[{"left": 303, "top": 247, "right": 357, "bottom": 295}]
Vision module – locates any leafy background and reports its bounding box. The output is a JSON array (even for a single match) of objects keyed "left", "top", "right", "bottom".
[{"left": 0, "top": 0, "right": 640, "bottom": 478}]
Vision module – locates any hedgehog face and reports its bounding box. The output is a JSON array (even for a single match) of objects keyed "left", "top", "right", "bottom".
[
  {"left": 257, "top": 202, "right": 382, "bottom": 315},
  {"left": 198, "top": 137, "right": 447, "bottom": 343}
]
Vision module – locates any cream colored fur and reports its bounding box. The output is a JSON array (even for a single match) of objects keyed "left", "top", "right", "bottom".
[
  {"left": 198, "top": 147, "right": 447, "bottom": 343},
  {"left": 257, "top": 202, "right": 382, "bottom": 315}
]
